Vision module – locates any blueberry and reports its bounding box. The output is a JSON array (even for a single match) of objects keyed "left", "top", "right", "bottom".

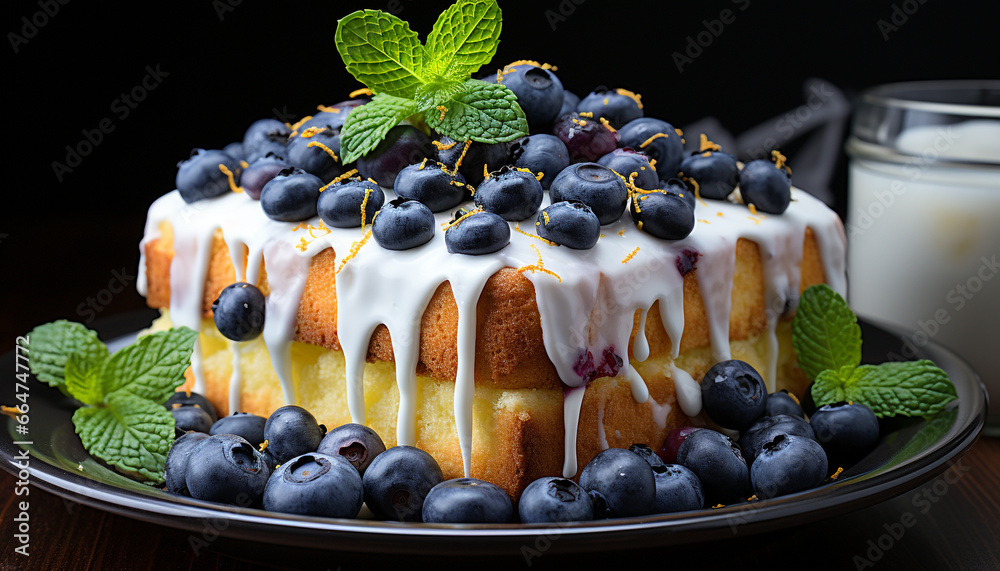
[
  {"left": 535, "top": 201, "right": 600, "bottom": 249},
  {"left": 651, "top": 464, "right": 705, "bottom": 513},
  {"left": 242, "top": 119, "right": 291, "bottom": 161},
  {"left": 737, "top": 414, "right": 815, "bottom": 464},
  {"left": 223, "top": 141, "right": 245, "bottom": 162},
  {"left": 750, "top": 434, "right": 828, "bottom": 499},
  {"left": 393, "top": 161, "right": 469, "bottom": 212},
  {"left": 680, "top": 150, "right": 739, "bottom": 200},
  {"left": 263, "top": 405, "right": 326, "bottom": 465},
  {"left": 630, "top": 189, "right": 696, "bottom": 240},
  {"left": 176, "top": 149, "right": 241, "bottom": 203},
  {"left": 317, "top": 179, "right": 384, "bottom": 228},
  {"left": 263, "top": 452, "right": 364, "bottom": 518},
  {"left": 661, "top": 177, "right": 696, "bottom": 209},
  {"left": 172, "top": 405, "right": 213, "bottom": 434},
  {"left": 445, "top": 209, "right": 510, "bottom": 255},
  {"left": 371, "top": 198, "right": 435, "bottom": 251},
  {"left": 422, "top": 478, "right": 514, "bottom": 524},
  {"left": 657, "top": 426, "right": 703, "bottom": 464},
  {"left": 185, "top": 434, "right": 270, "bottom": 506},
  {"left": 675, "top": 429, "right": 750, "bottom": 504},
  {"left": 474, "top": 167, "right": 544, "bottom": 221},
  {"left": 576, "top": 87, "right": 644, "bottom": 129},
  {"left": 579, "top": 448, "right": 656, "bottom": 518},
  {"left": 549, "top": 163, "right": 629, "bottom": 225},
  {"left": 765, "top": 390, "right": 805, "bottom": 418},
  {"left": 164, "top": 391, "right": 218, "bottom": 423},
  {"left": 518, "top": 477, "right": 594, "bottom": 524},
  {"left": 700, "top": 360, "right": 768, "bottom": 430},
  {"left": 488, "top": 64, "right": 564, "bottom": 129},
  {"left": 740, "top": 159, "right": 791, "bottom": 214},
  {"left": 317, "top": 423, "right": 386, "bottom": 477},
  {"left": 597, "top": 148, "right": 659, "bottom": 190},
  {"left": 356, "top": 125, "right": 434, "bottom": 188},
  {"left": 211, "top": 282, "right": 266, "bottom": 342},
  {"left": 259, "top": 167, "right": 322, "bottom": 222},
  {"left": 617, "top": 118, "right": 685, "bottom": 180},
  {"left": 165, "top": 431, "right": 209, "bottom": 495},
  {"left": 628, "top": 443, "right": 666, "bottom": 468},
  {"left": 298, "top": 99, "right": 366, "bottom": 132},
  {"left": 241, "top": 154, "right": 289, "bottom": 200},
  {"left": 436, "top": 137, "right": 512, "bottom": 187},
  {"left": 210, "top": 412, "right": 267, "bottom": 448},
  {"left": 552, "top": 113, "right": 619, "bottom": 163},
  {"left": 510, "top": 134, "right": 570, "bottom": 190},
  {"left": 286, "top": 128, "right": 345, "bottom": 183},
  {"left": 363, "top": 445, "right": 444, "bottom": 522},
  {"left": 557, "top": 90, "right": 581, "bottom": 119},
  {"left": 809, "top": 402, "right": 880, "bottom": 462}
]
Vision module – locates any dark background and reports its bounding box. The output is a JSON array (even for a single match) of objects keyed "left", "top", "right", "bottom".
[{"left": 3, "top": 0, "right": 999, "bottom": 339}]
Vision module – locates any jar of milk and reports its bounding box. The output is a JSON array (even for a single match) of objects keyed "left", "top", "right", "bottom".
[{"left": 846, "top": 80, "right": 1000, "bottom": 434}]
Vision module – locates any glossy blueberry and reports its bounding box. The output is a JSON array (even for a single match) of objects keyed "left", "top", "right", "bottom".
[
  {"left": 651, "top": 464, "right": 705, "bottom": 513},
  {"left": 223, "top": 141, "right": 245, "bottom": 162},
  {"left": 739, "top": 159, "right": 791, "bottom": 214},
  {"left": 263, "top": 405, "right": 326, "bottom": 465},
  {"left": 488, "top": 64, "right": 564, "bottom": 129},
  {"left": 316, "top": 179, "right": 384, "bottom": 228},
  {"left": 535, "top": 201, "right": 601, "bottom": 249},
  {"left": 259, "top": 167, "right": 322, "bottom": 222},
  {"left": 737, "top": 414, "right": 815, "bottom": 464},
  {"left": 628, "top": 443, "right": 666, "bottom": 468},
  {"left": 242, "top": 119, "right": 291, "bottom": 160},
  {"left": 263, "top": 452, "right": 364, "bottom": 518},
  {"left": 298, "top": 99, "right": 366, "bottom": 132},
  {"left": 356, "top": 125, "right": 434, "bottom": 188},
  {"left": 510, "top": 134, "right": 570, "bottom": 190},
  {"left": 393, "top": 161, "right": 469, "bottom": 213},
  {"left": 241, "top": 154, "right": 288, "bottom": 200},
  {"left": 549, "top": 163, "right": 629, "bottom": 225},
  {"left": 579, "top": 448, "right": 656, "bottom": 518},
  {"left": 185, "top": 434, "right": 270, "bottom": 506},
  {"left": 211, "top": 282, "right": 266, "bottom": 342},
  {"left": 661, "top": 177, "right": 696, "bottom": 209},
  {"left": 680, "top": 150, "right": 739, "bottom": 200},
  {"left": 809, "top": 402, "right": 880, "bottom": 461},
  {"left": 658, "top": 426, "right": 703, "bottom": 464},
  {"left": 176, "top": 149, "right": 241, "bottom": 203},
  {"left": 164, "top": 391, "right": 218, "bottom": 423},
  {"left": 552, "top": 113, "right": 619, "bottom": 163},
  {"left": 629, "top": 189, "right": 695, "bottom": 240},
  {"left": 172, "top": 405, "right": 213, "bottom": 434},
  {"left": 317, "top": 423, "right": 386, "bottom": 477},
  {"left": 210, "top": 412, "right": 267, "bottom": 448},
  {"left": 474, "top": 167, "right": 544, "bottom": 221},
  {"left": 436, "top": 137, "right": 512, "bottom": 187},
  {"left": 557, "top": 90, "right": 581, "bottom": 119},
  {"left": 765, "top": 390, "right": 805, "bottom": 418},
  {"left": 422, "top": 478, "right": 514, "bottom": 524},
  {"left": 165, "top": 431, "right": 209, "bottom": 495},
  {"left": 363, "top": 445, "right": 444, "bottom": 522},
  {"left": 518, "top": 477, "right": 594, "bottom": 524},
  {"left": 445, "top": 210, "right": 510, "bottom": 255},
  {"left": 371, "top": 198, "right": 435, "bottom": 251},
  {"left": 750, "top": 434, "right": 828, "bottom": 499},
  {"left": 675, "top": 429, "right": 750, "bottom": 504},
  {"left": 576, "top": 87, "right": 644, "bottom": 129},
  {"left": 617, "top": 118, "right": 685, "bottom": 180},
  {"left": 286, "top": 128, "right": 345, "bottom": 182},
  {"left": 700, "top": 360, "right": 768, "bottom": 430},
  {"left": 597, "top": 148, "right": 659, "bottom": 190}
]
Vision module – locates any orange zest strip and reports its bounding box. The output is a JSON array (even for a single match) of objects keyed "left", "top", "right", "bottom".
[
  {"left": 699, "top": 133, "right": 722, "bottom": 152},
  {"left": 442, "top": 208, "right": 482, "bottom": 231},
  {"left": 578, "top": 111, "right": 594, "bottom": 118},
  {"left": 621, "top": 246, "right": 640, "bottom": 264},
  {"left": 599, "top": 117, "right": 616, "bottom": 132},
  {"left": 639, "top": 132, "right": 669, "bottom": 148},
  {"left": 307, "top": 141, "right": 339, "bottom": 162},
  {"left": 517, "top": 244, "right": 562, "bottom": 282},
  {"left": 349, "top": 87, "right": 373, "bottom": 98},
  {"left": 240, "top": 160, "right": 249, "bottom": 169},
  {"left": 218, "top": 164, "right": 244, "bottom": 193},
  {"left": 318, "top": 169, "right": 359, "bottom": 192},
  {"left": 316, "top": 105, "right": 340, "bottom": 113},
  {"left": 514, "top": 222, "right": 558, "bottom": 246},
  {"left": 615, "top": 88, "right": 643, "bottom": 109},
  {"left": 432, "top": 139, "right": 458, "bottom": 151},
  {"left": 300, "top": 126, "right": 327, "bottom": 138},
  {"left": 436, "top": 105, "right": 448, "bottom": 121}
]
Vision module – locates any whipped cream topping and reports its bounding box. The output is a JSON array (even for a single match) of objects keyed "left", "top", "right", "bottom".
[{"left": 139, "top": 184, "right": 845, "bottom": 478}]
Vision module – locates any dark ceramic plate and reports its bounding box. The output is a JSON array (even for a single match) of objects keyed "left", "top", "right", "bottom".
[{"left": 0, "top": 311, "right": 986, "bottom": 560}]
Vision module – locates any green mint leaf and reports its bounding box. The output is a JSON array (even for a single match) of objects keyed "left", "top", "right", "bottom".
[
  {"left": 65, "top": 353, "right": 106, "bottom": 406},
  {"left": 73, "top": 391, "right": 175, "bottom": 484},
  {"left": 810, "top": 365, "right": 855, "bottom": 406},
  {"left": 340, "top": 94, "right": 420, "bottom": 164},
  {"left": 426, "top": 79, "right": 528, "bottom": 143},
  {"left": 335, "top": 9, "right": 429, "bottom": 98},
  {"left": 100, "top": 327, "right": 198, "bottom": 405},
  {"left": 413, "top": 79, "right": 468, "bottom": 111},
  {"left": 425, "top": 0, "right": 502, "bottom": 80},
  {"left": 792, "top": 284, "right": 861, "bottom": 381},
  {"left": 842, "top": 361, "right": 957, "bottom": 418},
  {"left": 21, "top": 320, "right": 109, "bottom": 398}
]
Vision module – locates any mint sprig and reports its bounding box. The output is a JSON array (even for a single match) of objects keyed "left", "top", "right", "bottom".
[
  {"left": 20, "top": 320, "right": 109, "bottom": 398},
  {"left": 335, "top": 0, "right": 528, "bottom": 163},
  {"left": 792, "top": 285, "right": 957, "bottom": 418}
]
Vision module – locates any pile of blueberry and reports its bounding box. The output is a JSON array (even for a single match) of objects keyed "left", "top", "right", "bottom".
[
  {"left": 163, "top": 358, "right": 879, "bottom": 523},
  {"left": 174, "top": 62, "right": 794, "bottom": 256}
]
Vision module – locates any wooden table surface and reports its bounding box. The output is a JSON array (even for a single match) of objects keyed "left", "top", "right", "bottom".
[{"left": 1, "top": 436, "right": 998, "bottom": 571}]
